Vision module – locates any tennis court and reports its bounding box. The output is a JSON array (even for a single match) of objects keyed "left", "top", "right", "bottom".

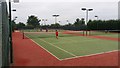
[{"left": 24, "top": 30, "right": 118, "bottom": 60}]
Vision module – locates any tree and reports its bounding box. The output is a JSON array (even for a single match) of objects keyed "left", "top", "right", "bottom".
[
  {"left": 65, "top": 23, "right": 73, "bottom": 26},
  {"left": 81, "top": 18, "right": 85, "bottom": 25},
  {"left": 74, "top": 18, "right": 85, "bottom": 26},
  {"left": 11, "top": 20, "right": 16, "bottom": 32},
  {"left": 27, "top": 15, "right": 41, "bottom": 28},
  {"left": 16, "top": 22, "right": 25, "bottom": 29},
  {"left": 50, "top": 23, "right": 60, "bottom": 29},
  {"left": 87, "top": 19, "right": 120, "bottom": 30}
]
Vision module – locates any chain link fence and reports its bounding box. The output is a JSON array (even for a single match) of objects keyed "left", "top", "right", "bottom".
[
  {"left": 0, "top": 0, "right": 10, "bottom": 67},
  {"left": 0, "top": 2, "right": 2, "bottom": 67}
]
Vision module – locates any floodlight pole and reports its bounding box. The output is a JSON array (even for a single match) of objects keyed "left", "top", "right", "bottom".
[
  {"left": 66, "top": 20, "right": 69, "bottom": 24},
  {"left": 95, "top": 15, "right": 99, "bottom": 20},
  {"left": 86, "top": 9, "right": 89, "bottom": 25},
  {"left": 81, "top": 8, "right": 93, "bottom": 25},
  {"left": 9, "top": 0, "right": 17, "bottom": 64},
  {"left": 43, "top": 19, "right": 47, "bottom": 25},
  {"left": 81, "top": 8, "right": 93, "bottom": 36},
  {"left": 55, "top": 17, "right": 57, "bottom": 24},
  {"left": 53, "top": 15, "right": 59, "bottom": 24},
  {"left": 95, "top": 16, "right": 99, "bottom": 30},
  {"left": 9, "top": 0, "right": 14, "bottom": 64}
]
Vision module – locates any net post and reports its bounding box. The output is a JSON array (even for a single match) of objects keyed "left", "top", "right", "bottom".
[
  {"left": 22, "top": 30, "right": 24, "bottom": 39},
  {"left": 83, "top": 30, "right": 85, "bottom": 36},
  {"left": 89, "top": 30, "right": 91, "bottom": 36},
  {"left": 86, "top": 30, "right": 87, "bottom": 36}
]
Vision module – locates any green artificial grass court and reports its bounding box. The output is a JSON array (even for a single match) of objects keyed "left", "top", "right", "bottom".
[
  {"left": 25, "top": 32, "right": 118, "bottom": 60},
  {"left": 88, "top": 31, "right": 119, "bottom": 38},
  {"left": 98, "top": 34, "right": 119, "bottom": 38}
]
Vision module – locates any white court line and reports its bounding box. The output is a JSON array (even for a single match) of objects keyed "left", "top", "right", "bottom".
[
  {"left": 52, "top": 38, "right": 95, "bottom": 45},
  {"left": 24, "top": 33, "right": 119, "bottom": 61},
  {"left": 25, "top": 35, "right": 61, "bottom": 60},
  {"left": 61, "top": 37, "right": 99, "bottom": 43},
  {"left": 58, "top": 36, "right": 119, "bottom": 60},
  {"left": 60, "top": 50, "right": 119, "bottom": 61},
  {"left": 40, "top": 39, "right": 77, "bottom": 57}
]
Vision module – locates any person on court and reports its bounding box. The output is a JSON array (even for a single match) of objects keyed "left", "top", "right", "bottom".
[{"left": 55, "top": 30, "right": 58, "bottom": 39}]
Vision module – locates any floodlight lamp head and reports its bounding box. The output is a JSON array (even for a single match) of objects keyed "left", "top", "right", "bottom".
[
  {"left": 12, "top": 9, "right": 16, "bottom": 11},
  {"left": 95, "top": 16, "right": 98, "bottom": 17},
  {"left": 53, "top": 15, "right": 56, "bottom": 17},
  {"left": 81, "top": 8, "right": 86, "bottom": 11},
  {"left": 56, "top": 15, "right": 59, "bottom": 17},
  {"left": 15, "top": 16, "right": 17, "bottom": 18},
  {"left": 88, "top": 9, "right": 93, "bottom": 11},
  {"left": 53, "top": 15, "right": 59, "bottom": 17}
]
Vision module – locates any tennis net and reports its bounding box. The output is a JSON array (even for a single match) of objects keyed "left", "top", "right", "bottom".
[{"left": 23, "top": 32, "right": 76, "bottom": 39}]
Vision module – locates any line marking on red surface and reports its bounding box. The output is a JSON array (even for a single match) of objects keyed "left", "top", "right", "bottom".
[
  {"left": 25, "top": 35, "right": 61, "bottom": 60},
  {"left": 63, "top": 31, "right": 120, "bottom": 42},
  {"left": 24, "top": 32, "right": 119, "bottom": 61},
  {"left": 60, "top": 50, "right": 118, "bottom": 61}
]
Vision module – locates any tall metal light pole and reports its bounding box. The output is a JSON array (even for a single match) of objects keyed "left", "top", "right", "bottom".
[
  {"left": 42, "top": 19, "right": 47, "bottom": 26},
  {"left": 81, "top": 8, "right": 93, "bottom": 36},
  {"left": 58, "top": 21, "right": 61, "bottom": 23},
  {"left": 8, "top": 0, "right": 13, "bottom": 63},
  {"left": 95, "top": 15, "right": 99, "bottom": 30},
  {"left": 9, "top": 0, "right": 19, "bottom": 63},
  {"left": 95, "top": 15, "right": 99, "bottom": 20},
  {"left": 81, "top": 8, "right": 93, "bottom": 25},
  {"left": 66, "top": 20, "right": 69, "bottom": 24},
  {"left": 52, "top": 15, "right": 59, "bottom": 24}
]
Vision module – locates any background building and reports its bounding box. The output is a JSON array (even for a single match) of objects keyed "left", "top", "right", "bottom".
[{"left": 118, "top": 1, "right": 120, "bottom": 19}]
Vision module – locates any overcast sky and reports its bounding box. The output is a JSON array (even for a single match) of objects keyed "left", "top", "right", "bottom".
[{"left": 11, "top": 0, "right": 120, "bottom": 25}]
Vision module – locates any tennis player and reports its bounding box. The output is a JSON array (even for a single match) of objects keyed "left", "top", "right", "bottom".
[{"left": 56, "top": 30, "right": 58, "bottom": 39}]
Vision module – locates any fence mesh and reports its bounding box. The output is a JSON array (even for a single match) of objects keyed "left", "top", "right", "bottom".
[
  {"left": 0, "top": 1, "right": 10, "bottom": 67},
  {"left": 0, "top": 2, "right": 2, "bottom": 67}
]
